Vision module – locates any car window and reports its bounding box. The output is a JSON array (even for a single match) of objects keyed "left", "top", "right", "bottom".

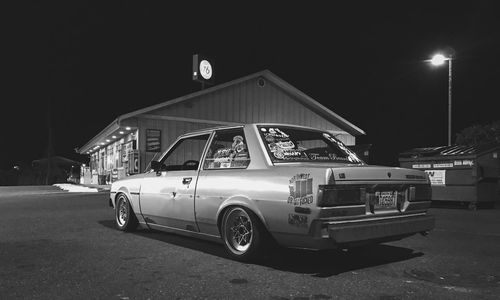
[
  {"left": 258, "top": 126, "right": 363, "bottom": 164},
  {"left": 204, "top": 128, "right": 250, "bottom": 169},
  {"left": 159, "top": 134, "right": 210, "bottom": 171}
]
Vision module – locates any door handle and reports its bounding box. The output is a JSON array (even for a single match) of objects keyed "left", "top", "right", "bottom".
[{"left": 182, "top": 177, "right": 192, "bottom": 185}]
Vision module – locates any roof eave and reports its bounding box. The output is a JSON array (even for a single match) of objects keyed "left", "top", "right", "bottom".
[
  {"left": 263, "top": 71, "right": 365, "bottom": 136},
  {"left": 77, "top": 119, "right": 121, "bottom": 154}
]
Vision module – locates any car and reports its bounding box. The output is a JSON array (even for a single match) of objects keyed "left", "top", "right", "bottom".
[{"left": 110, "top": 123, "right": 434, "bottom": 261}]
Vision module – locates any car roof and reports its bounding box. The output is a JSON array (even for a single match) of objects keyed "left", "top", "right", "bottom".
[{"left": 177, "top": 123, "right": 330, "bottom": 138}]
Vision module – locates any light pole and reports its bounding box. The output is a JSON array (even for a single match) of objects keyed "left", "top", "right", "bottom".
[{"left": 430, "top": 53, "right": 453, "bottom": 146}]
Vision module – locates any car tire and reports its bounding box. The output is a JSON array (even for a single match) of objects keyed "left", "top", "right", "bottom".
[
  {"left": 115, "top": 193, "right": 138, "bottom": 232},
  {"left": 221, "top": 206, "right": 266, "bottom": 262}
]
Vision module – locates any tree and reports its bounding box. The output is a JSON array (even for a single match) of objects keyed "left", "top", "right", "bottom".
[{"left": 455, "top": 120, "right": 500, "bottom": 146}]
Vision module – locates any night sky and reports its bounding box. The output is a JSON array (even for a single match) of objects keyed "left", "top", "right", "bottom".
[{"left": 2, "top": 2, "right": 499, "bottom": 170}]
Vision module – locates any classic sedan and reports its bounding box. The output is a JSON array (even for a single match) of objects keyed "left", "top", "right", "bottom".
[{"left": 110, "top": 124, "right": 434, "bottom": 261}]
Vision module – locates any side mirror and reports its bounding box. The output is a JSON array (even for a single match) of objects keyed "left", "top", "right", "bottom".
[{"left": 150, "top": 160, "right": 162, "bottom": 172}]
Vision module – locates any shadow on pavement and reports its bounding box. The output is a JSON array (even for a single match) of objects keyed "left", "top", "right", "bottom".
[
  {"left": 431, "top": 200, "right": 498, "bottom": 210},
  {"left": 98, "top": 219, "right": 423, "bottom": 277}
]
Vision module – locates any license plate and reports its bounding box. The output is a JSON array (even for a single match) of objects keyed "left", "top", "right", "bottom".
[{"left": 375, "top": 191, "right": 397, "bottom": 209}]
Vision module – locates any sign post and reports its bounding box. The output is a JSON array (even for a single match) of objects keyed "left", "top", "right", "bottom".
[{"left": 192, "top": 54, "right": 214, "bottom": 89}]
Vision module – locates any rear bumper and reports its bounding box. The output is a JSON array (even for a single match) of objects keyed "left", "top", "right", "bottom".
[{"left": 328, "top": 213, "right": 435, "bottom": 244}]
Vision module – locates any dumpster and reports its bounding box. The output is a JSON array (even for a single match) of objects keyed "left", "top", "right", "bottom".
[{"left": 399, "top": 144, "right": 500, "bottom": 209}]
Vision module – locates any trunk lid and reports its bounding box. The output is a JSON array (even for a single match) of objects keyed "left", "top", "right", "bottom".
[{"left": 330, "top": 165, "right": 428, "bottom": 183}]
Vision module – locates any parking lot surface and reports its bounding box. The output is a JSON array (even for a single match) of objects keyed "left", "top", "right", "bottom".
[{"left": 0, "top": 188, "right": 499, "bottom": 299}]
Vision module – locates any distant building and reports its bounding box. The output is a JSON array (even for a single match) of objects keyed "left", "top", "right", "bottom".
[
  {"left": 32, "top": 156, "right": 82, "bottom": 185},
  {"left": 77, "top": 70, "right": 365, "bottom": 183}
]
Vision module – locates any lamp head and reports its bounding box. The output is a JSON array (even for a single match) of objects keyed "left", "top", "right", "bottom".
[{"left": 430, "top": 53, "right": 447, "bottom": 66}]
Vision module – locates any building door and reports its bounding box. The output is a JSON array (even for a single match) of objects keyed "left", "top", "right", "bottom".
[{"left": 139, "top": 133, "right": 210, "bottom": 231}]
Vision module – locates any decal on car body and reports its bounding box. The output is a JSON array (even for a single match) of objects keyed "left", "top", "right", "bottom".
[
  {"left": 288, "top": 214, "right": 308, "bottom": 228},
  {"left": 288, "top": 173, "right": 313, "bottom": 206}
]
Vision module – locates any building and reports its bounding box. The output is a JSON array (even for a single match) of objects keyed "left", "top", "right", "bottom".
[
  {"left": 77, "top": 70, "right": 365, "bottom": 184},
  {"left": 32, "top": 156, "right": 83, "bottom": 185}
]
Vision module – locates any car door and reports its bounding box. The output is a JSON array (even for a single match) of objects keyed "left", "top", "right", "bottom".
[
  {"left": 139, "top": 133, "right": 210, "bottom": 231},
  {"left": 195, "top": 128, "right": 252, "bottom": 235}
]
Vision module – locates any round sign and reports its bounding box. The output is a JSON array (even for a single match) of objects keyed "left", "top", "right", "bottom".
[{"left": 199, "top": 60, "right": 212, "bottom": 80}]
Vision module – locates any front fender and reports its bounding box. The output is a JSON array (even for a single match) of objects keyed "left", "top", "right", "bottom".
[
  {"left": 216, "top": 195, "right": 268, "bottom": 230},
  {"left": 112, "top": 186, "right": 140, "bottom": 214}
]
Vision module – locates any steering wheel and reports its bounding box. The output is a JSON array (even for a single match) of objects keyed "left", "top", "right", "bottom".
[{"left": 182, "top": 160, "right": 199, "bottom": 170}]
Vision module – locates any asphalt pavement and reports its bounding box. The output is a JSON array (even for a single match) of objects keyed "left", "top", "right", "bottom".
[{"left": 0, "top": 187, "right": 499, "bottom": 299}]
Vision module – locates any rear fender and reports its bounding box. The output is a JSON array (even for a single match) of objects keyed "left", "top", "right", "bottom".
[{"left": 216, "top": 195, "right": 268, "bottom": 231}]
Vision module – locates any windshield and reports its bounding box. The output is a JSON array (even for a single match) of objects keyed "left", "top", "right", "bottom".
[{"left": 258, "top": 126, "right": 363, "bottom": 164}]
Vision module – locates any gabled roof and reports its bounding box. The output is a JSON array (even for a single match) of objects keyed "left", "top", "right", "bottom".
[
  {"left": 117, "top": 70, "right": 365, "bottom": 135},
  {"left": 78, "top": 70, "right": 365, "bottom": 154}
]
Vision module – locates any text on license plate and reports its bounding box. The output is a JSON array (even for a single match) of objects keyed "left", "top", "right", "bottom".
[{"left": 375, "top": 191, "right": 397, "bottom": 208}]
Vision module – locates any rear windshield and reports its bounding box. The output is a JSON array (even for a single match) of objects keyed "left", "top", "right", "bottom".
[{"left": 258, "top": 126, "right": 363, "bottom": 164}]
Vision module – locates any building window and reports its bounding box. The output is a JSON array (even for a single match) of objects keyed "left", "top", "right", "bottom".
[
  {"left": 146, "top": 129, "right": 161, "bottom": 152},
  {"left": 107, "top": 145, "right": 114, "bottom": 170},
  {"left": 116, "top": 143, "right": 122, "bottom": 168},
  {"left": 99, "top": 149, "right": 105, "bottom": 175}
]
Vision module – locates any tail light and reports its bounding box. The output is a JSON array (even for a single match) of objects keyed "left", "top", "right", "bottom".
[
  {"left": 408, "top": 184, "right": 432, "bottom": 201},
  {"left": 317, "top": 185, "right": 366, "bottom": 207}
]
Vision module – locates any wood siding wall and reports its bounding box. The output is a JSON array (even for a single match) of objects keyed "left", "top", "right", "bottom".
[{"left": 152, "top": 78, "right": 344, "bottom": 131}]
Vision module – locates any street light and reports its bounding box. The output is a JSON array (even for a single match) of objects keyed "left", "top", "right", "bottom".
[{"left": 430, "top": 52, "right": 453, "bottom": 146}]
